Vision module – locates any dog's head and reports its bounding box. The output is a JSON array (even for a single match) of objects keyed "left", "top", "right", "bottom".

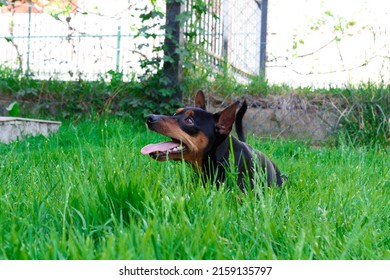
[{"left": 141, "top": 99, "right": 238, "bottom": 167}]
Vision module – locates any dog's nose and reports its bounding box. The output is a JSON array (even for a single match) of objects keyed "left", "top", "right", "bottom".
[{"left": 146, "top": 114, "right": 159, "bottom": 124}]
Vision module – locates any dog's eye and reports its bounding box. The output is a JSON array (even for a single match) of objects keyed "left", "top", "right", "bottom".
[{"left": 184, "top": 117, "right": 194, "bottom": 125}]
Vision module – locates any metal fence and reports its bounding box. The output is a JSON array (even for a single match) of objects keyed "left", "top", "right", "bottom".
[
  {"left": 184, "top": 0, "right": 266, "bottom": 79},
  {"left": 0, "top": 0, "right": 265, "bottom": 81},
  {"left": 0, "top": 0, "right": 389, "bottom": 87},
  {"left": 0, "top": 1, "right": 165, "bottom": 80}
]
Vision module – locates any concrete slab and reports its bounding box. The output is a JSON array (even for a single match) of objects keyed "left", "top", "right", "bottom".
[{"left": 0, "top": 117, "right": 61, "bottom": 144}]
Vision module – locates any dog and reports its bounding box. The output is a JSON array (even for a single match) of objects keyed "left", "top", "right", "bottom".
[{"left": 141, "top": 91, "right": 285, "bottom": 190}]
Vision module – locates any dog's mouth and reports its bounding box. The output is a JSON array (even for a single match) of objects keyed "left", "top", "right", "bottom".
[{"left": 141, "top": 138, "right": 188, "bottom": 160}]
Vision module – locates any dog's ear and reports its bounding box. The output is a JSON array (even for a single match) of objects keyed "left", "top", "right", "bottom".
[
  {"left": 214, "top": 101, "right": 238, "bottom": 135},
  {"left": 194, "top": 90, "right": 206, "bottom": 110}
]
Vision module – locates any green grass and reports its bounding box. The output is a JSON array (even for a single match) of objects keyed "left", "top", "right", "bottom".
[{"left": 0, "top": 117, "right": 389, "bottom": 260}]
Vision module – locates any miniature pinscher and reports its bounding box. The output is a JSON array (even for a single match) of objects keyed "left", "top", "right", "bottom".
[{"left": 141, "top": 91, "right": 285, "bottom": 190}]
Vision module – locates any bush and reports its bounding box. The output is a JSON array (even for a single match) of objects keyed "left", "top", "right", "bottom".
[{"left": 0, "top": 66, "right": 181, "bottom": 118}]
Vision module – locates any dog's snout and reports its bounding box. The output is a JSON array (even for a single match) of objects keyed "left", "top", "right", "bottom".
[
  {"left": 146, "top": 114, "right": 168, "bottom": 132},
  {"left": 146, "top": 114, "right": 158, "bottom": 124},
  {"left": 146, "top": 114, "right": 165, "bottom": 126}
]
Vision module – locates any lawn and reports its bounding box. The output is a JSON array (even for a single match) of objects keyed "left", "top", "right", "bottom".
[{"left": 0, "top": 117, "right": 388, "bottom": 259}]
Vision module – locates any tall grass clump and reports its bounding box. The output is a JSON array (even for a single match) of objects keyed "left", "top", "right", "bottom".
[
  {"left": 181, "top": 63, "right": 291, "bottom": 98},
  {"left": 337, "top": 83, "right": 389, "bottom": 147}
]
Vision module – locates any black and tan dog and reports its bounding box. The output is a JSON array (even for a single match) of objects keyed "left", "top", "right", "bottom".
[{"left": 141, "top": 92, "right": 285, "bottom": 190}]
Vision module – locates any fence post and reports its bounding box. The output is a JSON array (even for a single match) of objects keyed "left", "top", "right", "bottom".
[
  {"left": 26, "top": 2, "right": 32, "bottom": 77},
  {"left": 162, "top": 0, "right": 183, "bottom": 101},
  {"left": 259, "top": 0, "right": 268, "bottom": 78},
  {"left": 115, "top": 25, "right": 121, "bottom": 72},
  {"left": 221, "top": 0, "right": 230, "bottom": 67}
]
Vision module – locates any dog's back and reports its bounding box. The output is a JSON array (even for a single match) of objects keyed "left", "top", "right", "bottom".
[{"left": 212, "top": 135, "right": 284, "bottom": 190}]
